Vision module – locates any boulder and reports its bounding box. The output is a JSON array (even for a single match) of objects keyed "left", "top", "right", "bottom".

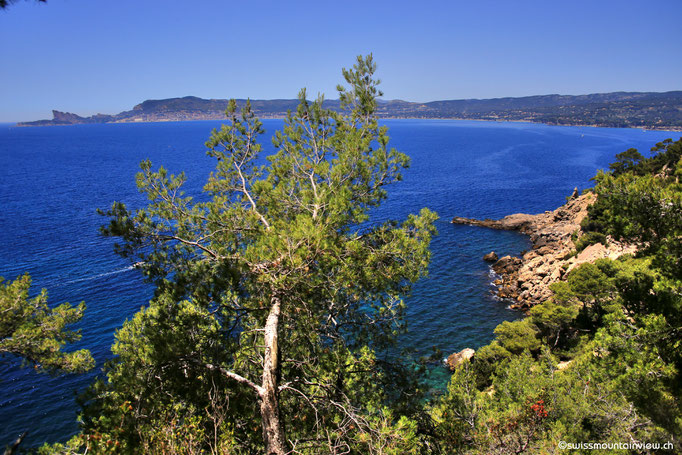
[
  {"left": 536, "top": 245, "right": 555, "bottom": 256},
  {"left": 537, "top": 269, "right": 548, "bottom": 278},
  {"left": 492, "top": 256, "right": 522, "bottom": 274},
  {"left": 575, "top": 242, "right": 607, "bottom": 264},
  {"left": 498, "top": 286, "right": 518, "bottom": 299},
  {"left": 446, "top": 348, "right": 475, "bottom": 371},
  {"left": 483, "top": 251, "right": 498, "bottom": 262}
]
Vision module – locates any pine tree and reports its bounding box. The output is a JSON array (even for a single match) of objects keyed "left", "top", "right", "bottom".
[
  {"left": 0, "top": 273, "right": 93, "bottom": 373},
  {"left": 95, "top": 55, "right": 437, "bottom": 453}
]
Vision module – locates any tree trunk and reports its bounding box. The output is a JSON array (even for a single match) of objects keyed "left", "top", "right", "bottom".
[
  {"left": 4, "top": 432, "right": 27, "bottom": 455},
  {"left": 261, "top": 295, "right": 286, "bottom": 455}
]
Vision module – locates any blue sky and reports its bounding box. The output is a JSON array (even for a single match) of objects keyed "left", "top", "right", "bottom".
[{"left": 1, "top": 0, "right": 681, "bottom": 122}]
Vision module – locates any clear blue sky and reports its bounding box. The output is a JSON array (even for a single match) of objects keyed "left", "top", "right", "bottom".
[{"left": 1, "top": 0, "right": 681, "bottom": 122}]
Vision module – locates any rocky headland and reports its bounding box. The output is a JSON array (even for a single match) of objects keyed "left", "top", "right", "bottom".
[
  {"left": 453, "top": 191, "right": 636, "bottom": 311},
  {"left": 444, "top": 191, "right": 637, "bottom": 370}
]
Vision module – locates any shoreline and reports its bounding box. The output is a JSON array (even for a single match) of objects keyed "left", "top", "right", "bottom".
[
  {"left": 452, "top": 192, "right": 636, "bottom": 310},
  {"left": 11, "top": 116, "right": 682, "bottom": 132}
]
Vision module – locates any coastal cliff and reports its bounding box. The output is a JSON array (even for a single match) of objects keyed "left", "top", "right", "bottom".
[{"left": 453, "top": 192, "right": 636, "bottom": 310}]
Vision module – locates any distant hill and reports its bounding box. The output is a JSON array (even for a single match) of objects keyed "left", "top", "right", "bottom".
[{"left": 18, "top": 92, "right": 682, "bottom": 130}]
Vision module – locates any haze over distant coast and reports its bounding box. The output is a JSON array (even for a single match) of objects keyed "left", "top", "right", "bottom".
[{"left": 18, "top": 91, "right": 682, "bottom": 130}]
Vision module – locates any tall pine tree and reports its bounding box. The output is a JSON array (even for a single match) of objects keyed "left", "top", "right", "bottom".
[{"left": 92, "top": 55, "right": 437, "bottom": 454}]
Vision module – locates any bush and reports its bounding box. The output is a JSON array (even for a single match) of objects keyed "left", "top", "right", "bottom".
[
  {"left": 493, "top": 320, "right": 540, "bottom": 355},
  {"left": 471, "top": 341, "right": 511, "bottom": 388}
]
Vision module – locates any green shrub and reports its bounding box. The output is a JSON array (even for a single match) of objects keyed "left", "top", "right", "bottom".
[{"left": 493, "top": 320, "right": 541, "bottom": 354}]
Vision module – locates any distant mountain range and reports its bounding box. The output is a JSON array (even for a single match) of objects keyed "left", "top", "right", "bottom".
[{"left": 18, "top": 91, "right": 682, "bottom": 130}]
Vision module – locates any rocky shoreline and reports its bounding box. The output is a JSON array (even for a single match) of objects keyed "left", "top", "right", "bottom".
[
  {"left": 445, "top": 191, "right": 638, "bottom": 370},
  {"left": 452, "top": 191, "right": 636, "bottom": 311}
]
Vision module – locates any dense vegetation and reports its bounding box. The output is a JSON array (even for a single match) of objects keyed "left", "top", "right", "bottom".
[{"left": 7, "top": 57, "right": 681, "bottom": 453}]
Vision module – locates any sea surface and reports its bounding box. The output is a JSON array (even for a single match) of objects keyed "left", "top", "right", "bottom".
[{"left": 0, "top": 119, "right": 678, "bottom": 447}]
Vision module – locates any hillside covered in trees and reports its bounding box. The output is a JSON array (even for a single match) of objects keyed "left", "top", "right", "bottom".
[{"left": 19, "top": 91, "right": 682, "bottom": 130}]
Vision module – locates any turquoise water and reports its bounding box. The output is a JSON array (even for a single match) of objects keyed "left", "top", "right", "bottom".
[{"left": 0, "top": 119, "right": 678, "bottom": 447}]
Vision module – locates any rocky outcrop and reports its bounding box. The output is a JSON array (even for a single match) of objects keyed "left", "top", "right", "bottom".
[
  {"left": 492, "top": 255, "right": 523, "bottom": 275},
  {"left": 483, "top": 251, "right": 498, "bottom": 262},
  {"left": 451, "top": 214, "right": 537, "bottom": 231},
  {"left": 446, "top": 348, "right": 475, "bottom": 371},
  {"left": 453, "top": 193, "right": 636, "bottom": 309},
  {"left": 568, "top": 242, "right": 636, "bottom": 272},
  {"left": 51, "top": 110, "right": 86, "bottom": 124}
]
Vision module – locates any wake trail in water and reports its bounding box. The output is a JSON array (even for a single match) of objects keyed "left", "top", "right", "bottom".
[{"left": 57, "top": 266, "right": 136, "bottom": 286}]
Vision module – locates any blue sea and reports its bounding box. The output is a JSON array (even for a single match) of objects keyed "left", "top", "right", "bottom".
[{"left": 0, "top": 119, "right": 678, "bottom": 447}]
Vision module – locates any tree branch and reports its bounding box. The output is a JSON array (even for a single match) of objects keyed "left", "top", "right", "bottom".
[{"left": 204, "top": 362, "right": 264, "bottom": 396}]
